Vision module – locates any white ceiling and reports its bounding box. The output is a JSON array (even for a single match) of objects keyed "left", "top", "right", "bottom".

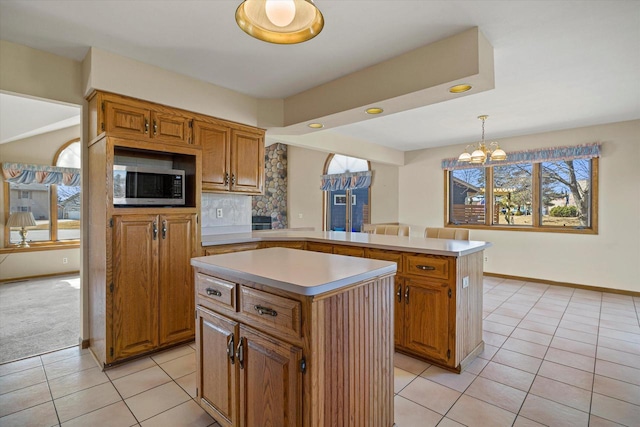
[
  {"left": 0, "top": 93, "right": 80, "bottom": 144},
  {"left": 0, "top": 0, "right": 638, "bottom": 153}
]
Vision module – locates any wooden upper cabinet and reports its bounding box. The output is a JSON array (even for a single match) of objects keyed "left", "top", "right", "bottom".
[
  {"left": 104, "top": 101, "right": 151, "bottom": 139},
  {"left": 194, "top": 120, "right": 231, "bottom": 192},
  {"left": 151, "top": 111, "right": 192, "bottom": 145},
  {"left": 230, "top": 129, "right": 264, "bottom": 194},
  {"left": 94, "top": 92, "right": 191, "bottom": 145}
]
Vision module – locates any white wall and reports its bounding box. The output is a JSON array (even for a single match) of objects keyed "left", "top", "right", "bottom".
[
  {"left": 399, "top": 120, "right": 640, "bottom": 292},
  {"left": 288, "top": 144, "right": 399, "bottom": 231}
]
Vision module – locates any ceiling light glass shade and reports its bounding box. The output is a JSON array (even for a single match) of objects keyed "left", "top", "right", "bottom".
[
  {"left": 490, "top": 147, "right": 507, "bottom": 161},
  {"left": 458, "top": 152, "right": 471, "bottom": 162},
  {"left": 236, "top": 0, "right": 324, "bottom": 44},
  {"left": 470, "top": 149, "right": 487, "bottom": 164}
]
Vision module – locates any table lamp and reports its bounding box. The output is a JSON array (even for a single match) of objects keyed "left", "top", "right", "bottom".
[{"left": 7, "top": 212, "right": 37, "bottom": 247}]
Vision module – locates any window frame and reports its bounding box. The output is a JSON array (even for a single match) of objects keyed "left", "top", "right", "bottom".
[
  {"left": 3, "top": 138, "right": 81, "bottom": 250},
  {"left": 444, "top": 157, "right": 598, "bottom": 234}
]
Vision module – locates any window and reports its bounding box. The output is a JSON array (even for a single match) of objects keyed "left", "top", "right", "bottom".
[
  {"left": 322, "top": 154, "right": 372, "bottom": 232},
  {"left": 4, "top": 139, "right": 81, "bottom": 246},
  {"left": 445, "top": 143, "right": 599, "bottom": 233}
]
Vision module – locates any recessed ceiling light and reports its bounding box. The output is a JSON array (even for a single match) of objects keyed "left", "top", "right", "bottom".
[
  {"left": 308, "top": 123, "right": 324, "bottom": 129},
  {"left": 449, "top": 84, "right": 472, "bottom": 93},
  {"left": 365, "top": 107, "right": 384, "bottom": 115}
]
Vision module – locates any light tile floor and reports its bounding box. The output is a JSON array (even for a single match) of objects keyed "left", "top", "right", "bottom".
[{"left": 1, "top": 277, "right": 639, "bottom": 426}]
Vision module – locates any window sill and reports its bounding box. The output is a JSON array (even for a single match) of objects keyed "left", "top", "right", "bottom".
[
  {"left": 0, "top": 241, "right": 80, "bottom": 254},
  {"left": 446, "top": 224, "right": 597, "bottom": 235}
]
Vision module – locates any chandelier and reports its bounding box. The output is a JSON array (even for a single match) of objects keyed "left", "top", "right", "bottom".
[
  {"left": 458, "top": 115, "right": 507, "bottom": 164},
  {"left": 235, "top": 0, "right": 324, "bottom": 44}
]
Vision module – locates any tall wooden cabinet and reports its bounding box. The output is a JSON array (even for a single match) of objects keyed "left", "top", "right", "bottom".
[{"left": 112, "top": 213, "right": 196, "bottom": 360}]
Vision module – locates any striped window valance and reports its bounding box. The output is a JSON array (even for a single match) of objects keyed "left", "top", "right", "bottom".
[
  {"left": 441, "top": 142, "right": 601, "bottom": 171},
  {"left": 320, "top": 171, "right": 372, "bottom": 191},
  {"left": 2, "top": 162, "right": 81, "bottom": 186}
]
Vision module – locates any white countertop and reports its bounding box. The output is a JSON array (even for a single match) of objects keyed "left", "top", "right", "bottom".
[
  {"left": 201, "top": 230, "right": 491, "bottom": 257},
  {"left": 191, "top": 247, "right": 397, "bottom": 296}
]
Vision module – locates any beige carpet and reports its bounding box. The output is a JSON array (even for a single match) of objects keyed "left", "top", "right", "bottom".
[{"left": 0, "top": 274, "right": 80, "bottom": 364}]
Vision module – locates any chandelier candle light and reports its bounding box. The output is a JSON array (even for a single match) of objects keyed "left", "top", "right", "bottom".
[
  {"left": 236, "top": 0, "right": 324, "bottom": 44},
  {"left": 458, "top": 115, "right": 507, "bottom": 164}
]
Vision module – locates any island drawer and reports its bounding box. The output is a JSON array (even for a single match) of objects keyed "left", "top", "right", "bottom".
[
  {"left": 196, "top": 273, "right": 236, "bottom": 310},
  {"left": 404, "top": 255, "right": 450, "bottom": 280},
  {"left": 240, "top": 286, "right": 301, "bottom": 337}
]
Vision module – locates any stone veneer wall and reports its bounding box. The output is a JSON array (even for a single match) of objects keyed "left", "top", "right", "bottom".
[{"left": 252, "top": 143, "right": 287, "bottom": 229}]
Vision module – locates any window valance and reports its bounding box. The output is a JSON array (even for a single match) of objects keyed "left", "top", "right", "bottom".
[
  {"left": 441, "top": 142, "right": 601, "bottom": 171},
  {"left": 320, "top": 171, "right": 372, "bottom": 191},
  {"left": 2, "top": 162, "right": 81, "bottom": 186}
]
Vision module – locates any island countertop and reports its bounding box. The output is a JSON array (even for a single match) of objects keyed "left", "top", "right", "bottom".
[
  {"left": 201, "top": 230, "right": 491, "bottom": 257},
  {"left": 191, "top": 247, "right": 397, "bottom": 296}
]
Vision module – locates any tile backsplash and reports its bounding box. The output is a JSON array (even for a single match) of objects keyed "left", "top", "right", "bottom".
[{"left": 201, "top": 193, "right": 251, "bottom": 235}]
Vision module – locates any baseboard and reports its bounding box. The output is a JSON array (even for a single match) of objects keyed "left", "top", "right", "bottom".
[
  {"left": 484, "top": 272, "right": 640, "bottom": 297},
  {"left": 0, "top": 271, "right": 80, "bottom": 283},
  {"left": 79, "top": 337, "right": 90, "bottom": 349}
]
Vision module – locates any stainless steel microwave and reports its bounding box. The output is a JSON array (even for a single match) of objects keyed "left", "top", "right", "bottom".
[{"left": 113, "top": 165, "right": 185, "bottom": 206}]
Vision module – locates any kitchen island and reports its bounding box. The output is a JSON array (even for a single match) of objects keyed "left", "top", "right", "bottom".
[
  {"left": 201, "top": 230, "right": 491, "bottom": 373},
  {"left": 192, "top": 247, "right": 397, "bottom": 427}
]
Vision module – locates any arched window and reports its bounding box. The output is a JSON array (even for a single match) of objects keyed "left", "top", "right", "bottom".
[{"left": 322, "top": 154, "right": 371, "bottom": 232}]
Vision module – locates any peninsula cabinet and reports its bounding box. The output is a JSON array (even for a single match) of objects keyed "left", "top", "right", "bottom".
[
  {"left": 112, "top": 213, "right": 197, "bottom": 361},
  {"left": 194, "top": 119, "right": 265, "bottom": 195}
]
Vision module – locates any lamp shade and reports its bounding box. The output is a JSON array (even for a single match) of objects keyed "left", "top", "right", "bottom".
[
  {"left": 236, "top": 0, "right": 324, "bottom": 44},
  {"left": 7, "top": 212, "right": 37, "bottom": 228}
]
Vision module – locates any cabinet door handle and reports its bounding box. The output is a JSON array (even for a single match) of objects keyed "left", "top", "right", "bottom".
[
  {"left": 231, "top": 174, "right": 236, "bottom": 186},
  {"left": 396, "top": 285, "right": 402, "bottom": 303},
  {"left": 153, "top": 221, "right": 158, "bottom": 240},
  {"left": 144, "top": 119, "right": 149, "bottom": 134},
  {"left": 254, "top": 305, "right": 277, "bottom": 317},
  {"left": 405, "top": 286, "right": 410, "bottom": 304},
  {"left": 162, "top": 220, "right": 167, "bottom": 239},
  {"left": 224, "top": 172, "right": 229, "bottom": 186},
  {"left": 206, "top": 288, "right": 222, "bottom": 297},
  {"left": 153, "top": 120, "right": 158, "bottom": 136},
  {"left": 227, "top": 334, "right": 235, "bottom": 365},
  {"left": 416, "top": 265, "right": 436, "bottom": 271},
  {"left": 235, "top": 339, "right": 244, "bottom": 369}
]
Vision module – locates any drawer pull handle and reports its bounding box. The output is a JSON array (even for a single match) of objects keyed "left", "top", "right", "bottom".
[
  {"left": 254, "top": 305, "right": 278, "bottom": 317},
  {"left": 206, "top": 288, "right": 222, "bottom": 297},
  {"left": 417, "top": 265, "right": 436, "bottom": 271}
]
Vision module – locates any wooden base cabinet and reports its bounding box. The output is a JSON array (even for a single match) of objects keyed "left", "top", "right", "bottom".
[
  {"left": 112, "top": 213, "right": 197, "bottom": 362},
  {"left": 194, "top": 266, "right": 395, "bottom": 427}
]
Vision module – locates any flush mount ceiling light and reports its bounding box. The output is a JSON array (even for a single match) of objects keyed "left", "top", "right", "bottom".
[
  {"left": 365, "top": 107, "right": 384, "bottom": 115},
  {"left": 449, "top": 84, "right": 472, "bottom": 93},
  {"left": 235, "top": 0, "right": 324, "bottom": 44},
  {"left": 458, "top": 115, "right": 507, "bottom": 164},
  {"left": 308, "top": 122, "right": 324, "bottom": 128}
]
